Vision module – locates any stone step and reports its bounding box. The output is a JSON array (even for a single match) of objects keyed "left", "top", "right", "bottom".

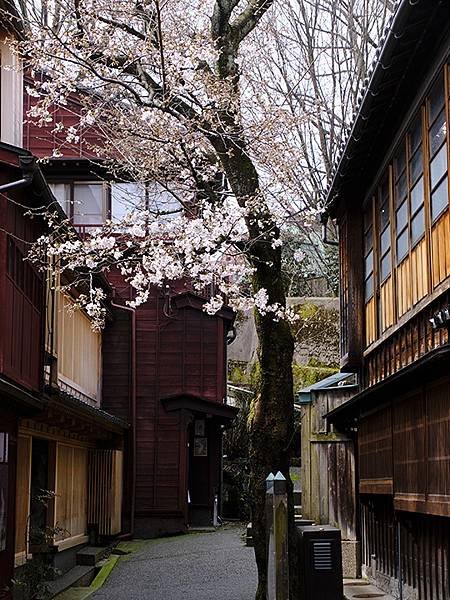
[
  {"left": 76, "top": 546, "right": 108, "bottom": 567},
  {"left": 43, "top": 565, "right": 96, "bottom": 598}
]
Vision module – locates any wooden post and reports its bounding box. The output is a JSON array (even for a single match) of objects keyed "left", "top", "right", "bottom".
[{"left": 266, "top": 471, "right": 289, "bottom": 600}]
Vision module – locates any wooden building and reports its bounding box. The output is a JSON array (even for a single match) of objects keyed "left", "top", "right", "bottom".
[
  {"left": 23, "top": 87, "right": 238, "bottom": 536},
  {"left": 0, "top": 16, "right": 126, "bottom": 596},
  {"left": 323, "top": 1, "right": 450, "bottom": 598},
  {"left": 298, "top": 372, "right": 359, "bottom": 578}
]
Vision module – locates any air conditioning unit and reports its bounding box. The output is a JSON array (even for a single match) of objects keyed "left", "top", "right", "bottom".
[{"left": 297, "top": 525, "right": 343, "bottom": 600}]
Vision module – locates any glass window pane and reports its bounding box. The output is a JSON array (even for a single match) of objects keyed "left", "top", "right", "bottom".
[
  {"left": 381, "top": 225, "right": 390, "bottom": 254},
  {"left": 380, "top": 251, "right": 391, "bottom": 282},
  {"left": 364, "top": 227, "right": 373, "bottom": 255},
  {"left": 410, "top": 145, "right": 423, "bottom": 184},
  {"left": 429, "top": 108, "right": 447, "bottom": 156},
  {"left": 431, "top": 177, "right": 449, "bottom": 222},
  {"left": 394, "top": 146, "right": 406, "bottom": 178},
  {"left": 411, "top": 207, "right": 425, "bottom": 245},
  {"left": 396, "top": 200, "right": 408, "bottom": 231},
  {"left": 428, "top": 76, "right": 445, "bottom": 124},
  {"left": 365, "top": 250, "right": 373, "bottom": 278},
  {"left": 111, "top": 182, "right": 146, "bottom": 221},
  {"left": 396, "top": 229, "right": 408, "bottom": 263},
  {"left": 380, "top": 201, "right": 390, "bottom": 230},
  {"left": 430, "top": 143, "right": 448, "bottom": 189},
  {"left": 73, "top": 184, "right": 104, "bottom": 225},
  {"left": 410, "top": 177, "right": 424, "bottom": 214},
  {"left": 395, "top": 172, "right": 407, "bottom": 206},
  {"left": 365, "top": 274, "right": 374, "bottom": 301},
  {"left": 49, "top": 183, "right": 70, "bottom": 216},
  {"left": 363, "top": 206, "right": 372, "bottom": 231},
  {"left": 409, "top": 114, "right": 422, "bottom": 153}
]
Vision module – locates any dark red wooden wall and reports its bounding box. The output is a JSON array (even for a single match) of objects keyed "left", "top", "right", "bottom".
[
  {"left": 23, "top": 81, "right": 102, "bottom": 159},
  {"left": 102, "top": 274, "right": 228, "bottom": 527},
  {"left": 0, "top": 160, "right": 44, "bottom": 393}
]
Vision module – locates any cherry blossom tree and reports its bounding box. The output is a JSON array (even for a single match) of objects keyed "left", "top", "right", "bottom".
[{"left": 4, "top": 1, "right": 393, "bottom": 597}]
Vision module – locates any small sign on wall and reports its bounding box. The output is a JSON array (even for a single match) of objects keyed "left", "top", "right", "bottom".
[
  {"left": 194, "top": 437, "right": 208, "bottom": 457},
  {"left": 194, "top": 419, "right": 205, "bottom": 436}
]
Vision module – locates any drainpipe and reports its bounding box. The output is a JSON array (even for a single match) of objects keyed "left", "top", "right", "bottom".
[
  {"left": 0, "top": 156, "right": 35, "bottom": 193},
  {"left": 110, "top": 301, "right": 136, "bottom": 538}
]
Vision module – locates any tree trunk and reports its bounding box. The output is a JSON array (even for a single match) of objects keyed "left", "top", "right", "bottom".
[
  {"left": 212, "top": 131, "right": 298, "bottom": 600},
  {"left": 249, "top": 260, "right": 298, "bottom": 600}
]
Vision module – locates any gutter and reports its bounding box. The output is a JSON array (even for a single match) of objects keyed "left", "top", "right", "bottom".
[{"left": 0, "top": 155, "right": 35, "bottom": 192}]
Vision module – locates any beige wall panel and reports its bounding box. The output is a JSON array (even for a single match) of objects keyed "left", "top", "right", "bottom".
[
  {"left": 411, "top": 239, "right": 429, "bottom": 306},
  {"left": 57, "top": 293, "right": 101, "bottom": 402},
  {"left": 431, "top": 211, "right": 450, "bottom": 288},
  {"left": 55, "top": 444, "right": 87, "bottom": 541},
  {"left": 15, "top": 436, "right": 32, "bottom": 555},
  {"left": 365, "top": 298, "right": 376, "bottom": 346},
  {"left": 396, "top": 258, "right": 412, "bottom": 317},
  {"left": 380, "top": 277, "right": 394, "bottom": 332}
]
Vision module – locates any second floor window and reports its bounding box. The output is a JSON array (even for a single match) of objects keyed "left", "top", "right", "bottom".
[
  {"left": 378, "top": 176, "right": 391, "bottom": 283},
  {"left": 364, "top": 204, "right": 374, "bottom": 301},
  {"left": 428, "top": 76, "right": 448, "bottom": 223}
]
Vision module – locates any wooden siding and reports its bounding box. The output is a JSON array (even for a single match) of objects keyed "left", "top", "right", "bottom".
[
  {"left": 301, "top": 387, "right": 358, "bottom": 544},
  {"left": 339, "top": 209, "right": 364, "bottom": 369},
  {"left": 23, "top": 81, "right": 101, "bottom": 159},
  {"left": 102, "top": 276, "right": 229, "bottom": 526},
  {"left": 88, "top": 450, "right": 123, "bottom": 536},
  {"left": 57, "top": 293, "right": 101, "bottom": 403},
  {"left": 0, "top": 189, "right": 44, "bottom": 392},
  {"left": 396, "top": 257, "right": 412, "bottom": 318},
  {"left": 365, "top": 297, "right": 376, "bottom": 346},
  {"left": 358, "top": 376, "right": 450, "bottom": 517},
  {"left": 431, "top": 210, "right": 450, "bottom": 287},
  {"left": 359, "top": 405, "right": 393, "bottom": 495},
  {"left": 54, "top": 444, "right": 88, "bottom": 543},
  {"left": 14, "top": 435, "right": 31, "bottom": 557},
  {"left": 361, "top": 498, "right": 450, "bottom": 600},
  {"left": 364, "top": 287, "right": 450, "bottom": 389},
  {"left": 379, "top": 276, "right": 395, "bottom": 332},
  {"left": 411, "top": 238, "right": 429, "bottom": 305}
]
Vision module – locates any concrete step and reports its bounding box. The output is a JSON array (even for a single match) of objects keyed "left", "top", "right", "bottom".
[
  {"left": 43, "top": 565, "right": 96, "bottom": 598},
  {"left": 76, "top": 546, "right": 108, "bottom": 567},
  {"left": 344, "top": 579, "right": 392, "bottom": 600}
]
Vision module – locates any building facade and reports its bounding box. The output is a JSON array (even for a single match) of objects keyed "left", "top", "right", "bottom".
[
  {"left": 324, "top": 2, "right": 450, "bottom": 598},
  {"left": 23, "top": 80, "right": 238, "bottom": 537}
]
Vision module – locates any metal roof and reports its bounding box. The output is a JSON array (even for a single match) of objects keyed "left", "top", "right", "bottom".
[
  {"left": 323, "top": 0, "right": 450, "bottom": 217},
  {"left": 296, "top": 371, "right": 356, "bottom": 405}
]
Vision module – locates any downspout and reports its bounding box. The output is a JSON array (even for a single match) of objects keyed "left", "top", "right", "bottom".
[
  {"left": 110, "top": 301, "right": 136, "bottom": 539},
  {"left": 0, "top": 155, "right": 35, "bottom": 193}
]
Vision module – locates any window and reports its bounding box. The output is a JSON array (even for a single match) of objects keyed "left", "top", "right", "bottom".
[
  {"left": 364, "top": 203, "right": 374, "bottom": 301},
  {"left": 111, "top": 182, "right": 146, "bottom": 221},
  {"left": 394, "top": 143, "right": 409, "bottom": 263},
  {"left": 408, "top": 114, "right": 425, "bottom": 245},
  {"left": 73, "top": 183, "right": 105, "bottom": 225},
  {"left": 49, "top": 183, "right": 71, "bottom": 216},
  {"left": 378, "top": 176, "right": 391, "bottom": 283},
  {"left": 427, "top": 75, "right": 448, "bottom": 223}
]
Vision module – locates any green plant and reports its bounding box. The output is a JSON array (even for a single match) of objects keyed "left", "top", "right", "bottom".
[{"left": 12, "top": 490, "right": 68, "bottom": 600}]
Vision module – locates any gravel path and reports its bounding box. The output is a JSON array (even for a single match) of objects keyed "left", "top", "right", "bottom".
[{"left": 92, "top": 526, "right": 258, "bottom": 600}]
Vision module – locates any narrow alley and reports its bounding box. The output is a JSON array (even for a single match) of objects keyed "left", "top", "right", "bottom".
[{"left": 91, "top": 527, "right": 257, "bottom": 600}]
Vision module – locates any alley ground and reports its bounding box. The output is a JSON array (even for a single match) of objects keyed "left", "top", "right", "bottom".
[{"left": 92, "top": 526, "right": 257, "bottom": 600}]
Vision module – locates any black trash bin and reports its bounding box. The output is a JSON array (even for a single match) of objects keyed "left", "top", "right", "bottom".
[{"left": 297, "top": 524, "right": 343, "bottom": 600}]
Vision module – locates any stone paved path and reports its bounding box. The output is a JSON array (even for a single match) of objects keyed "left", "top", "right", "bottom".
[{"left": 91, "top": 526, "right": 257, "bottom": 600}]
